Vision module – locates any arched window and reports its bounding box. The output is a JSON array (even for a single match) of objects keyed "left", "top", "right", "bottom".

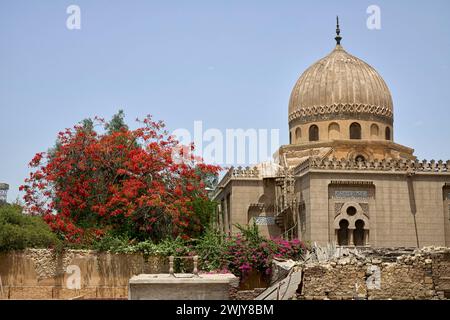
[
  {"left": 370, "top": 124, "right": 379, "bottom": 138},
  {"left": 309, "top": 125, "right": 319, "bottom": 141},
  {"left": 328, "top": 122, "right": 340, "bottom": 140},
  {"left": 289, "top": 132, "right": 292, "bottom": 144},
  {"left": 350, "top": 122, "right": 362, "bottom": 139},
  {"left": 337, "top": 219, "right": 349, "bottom": 246},
  {"left": 355, "top": 155, "right": 366, "bottom": 162},
  {"left": 385, "top": 127, "right": 391, "bottom": 141},
  {"left": 295, "top": 127, "right": 301, "bottom": 142},
  {"left": 353, "top": 220, "right": 365, "bottom": 246}
]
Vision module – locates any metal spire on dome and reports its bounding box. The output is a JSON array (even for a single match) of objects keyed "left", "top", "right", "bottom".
[{"left": 335, "top": 16, "right": 342, "bottom": 45}]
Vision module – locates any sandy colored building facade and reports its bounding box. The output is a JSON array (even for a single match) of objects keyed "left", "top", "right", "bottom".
[{"left": 212, "top": 23, "right": 450, "bottom": 248}]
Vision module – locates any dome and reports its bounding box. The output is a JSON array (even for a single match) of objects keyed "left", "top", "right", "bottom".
[{"left": 288, "top": 44, "right": 393, "bottom": 126}]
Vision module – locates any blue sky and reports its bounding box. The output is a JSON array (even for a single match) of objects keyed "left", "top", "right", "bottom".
[{"left": 1, "top": 0, "right": 450, "bottom": 202}]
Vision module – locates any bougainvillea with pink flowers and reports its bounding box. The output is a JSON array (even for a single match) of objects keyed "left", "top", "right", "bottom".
[{"left": 220, "top": 223, "right": 306, "bottom": 279}]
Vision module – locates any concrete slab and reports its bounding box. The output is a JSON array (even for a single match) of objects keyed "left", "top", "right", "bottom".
[{"left": 128, "top": 273, "right": 239, "bottom": 300}]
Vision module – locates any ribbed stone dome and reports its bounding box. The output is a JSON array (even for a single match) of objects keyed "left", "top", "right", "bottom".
[{"left": 288, "top": 45, "right": 393, "bottom": 126}]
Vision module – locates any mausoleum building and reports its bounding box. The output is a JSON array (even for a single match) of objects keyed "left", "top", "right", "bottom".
[{"left": 212, "top": 21, "right": 450, "bottom": 248}]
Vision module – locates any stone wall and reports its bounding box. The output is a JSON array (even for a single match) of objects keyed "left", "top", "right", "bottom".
[
  {"left": 298, "top": 247, "right": 450, "bottom": 300},
  {"left": 302, "top": 171, "right": 450, "bottom": 247},
  {"left": 2, "top": 247, "right": 449, "bottom": 300},
  {"left": 230, "top": 288, "right": 266, "bottom": 300},
  {"left": 0, "top": 249, "right": 168, "bottom": 299}
]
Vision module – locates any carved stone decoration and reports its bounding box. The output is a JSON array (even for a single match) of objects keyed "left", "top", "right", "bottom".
[
  {"left": 335, "top": 203, "right": 344, "bottom": 217},
  {"left": 294, "top": 158, "right": 449, "bottom": 176},
  {"left": 254, "top": 216, "right": 275, "bottom": 225},
  {"left": 335, "top": 190, "right": 369, "bottom": 199},
  {"left": 334, "top": 202, "right": 370, "bottom": 230},
  {"left": 359, "top": 203, "right": 369, "bottom": 217},
  {"left": 288, "top": 103, "right": 393, "bottom": 125}
]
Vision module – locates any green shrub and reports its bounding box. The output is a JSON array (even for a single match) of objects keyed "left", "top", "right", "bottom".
[
  {"left": 92, "top": 234, "right": 189, "bottom": 256},
  {"left": 92, "top": 234, "right": 130, "bottom": 253},
  {"left": 195, "top": 228, "right": 225, "bottom": 271},
  {"left": 0, "top": 204, "right": 60, "bottom": 251}
]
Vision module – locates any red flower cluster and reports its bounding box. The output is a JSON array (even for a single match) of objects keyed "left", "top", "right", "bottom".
[{"left": 21, "top": 115, "right": 220, "bottom": 243}]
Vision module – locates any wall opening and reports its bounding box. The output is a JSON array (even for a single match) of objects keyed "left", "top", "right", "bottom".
[
  {"left": 309, "top": 125, "right": 319, "bottom": 141},
  {"left": 385, "top": 127, "right": 391, "bottom": 141},
  {"left": 295, "top": 127, "right": 301, "bottom": 143},
  {"left": 370, "top": 123, "right": 379, "bottom": 138},
  {"left": 337, "top": 219, "right": 349, "bottom": 246},
  {"left": 353, "top": 219, "right": 365, "bottom": 246},
  {"left": 350, "top": 122, "right": 362, "bottom": 139},
  {"left": 347, "top": 206, "right": 357, "bottom": 216},
  {"left": 328, "top": 122, "right": 340, "bottom": 140}
]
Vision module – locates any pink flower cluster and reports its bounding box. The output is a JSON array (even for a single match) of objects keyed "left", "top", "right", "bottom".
[{"left": 222, "top": 235, "right": 306, "bottom": 279}]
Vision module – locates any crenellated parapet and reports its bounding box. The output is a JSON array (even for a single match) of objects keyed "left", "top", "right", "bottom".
[
  {"left": 215, "top": 166, "right": 261, "bottom": 192},
  {"left": 230, "top": 166, "right": 260, "bottom": 179},
  {"left": 294, "top": 158, "right": 450, "bottom": 176}
]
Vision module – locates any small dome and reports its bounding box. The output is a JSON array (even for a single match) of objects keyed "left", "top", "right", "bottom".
[{"left": 288, "top": 45, "right": 393, "bottom": 126}]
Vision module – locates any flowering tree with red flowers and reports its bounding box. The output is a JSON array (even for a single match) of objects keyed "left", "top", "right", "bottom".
[{"left": 21, "top": 112, "right": 220, "bottom": 244}]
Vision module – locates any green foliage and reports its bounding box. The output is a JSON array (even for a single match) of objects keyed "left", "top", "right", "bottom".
[
  {"left": 92, "top": 235, "right": 190, "bottom": 256},
  {"left": 195, "top": 228, "right": 225, "bottom": 271},
  {"left": 234, "top": 220, "right": 264, "bottom": 245},
  {"left": 189, "top": 198, "right": 218, "bottom": 236},
  {"left": 0, "top": 205, "right": 60, "bottom": 251},
  {"left": 79, "top": 118, "right": 94, "bottom": 133},
  {"left": 105, "top": 109, "right": 128, "bottom": 134},
  {"left": 90, "top": 224, "right": 306, "bottom": 280},
  {"left": 92, "top": 234, "right": 131, "bottom": 252}
]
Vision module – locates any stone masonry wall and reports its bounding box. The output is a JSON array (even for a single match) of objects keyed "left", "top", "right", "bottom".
[
  {"left": 0, "top": 249, "right": 169, "bottom": 299},
  {"left": 1, "top": 247, "right": 449, "bottom": 300},
  {"left": 298, "top": 247, "right": 450, "bottom": 300}
]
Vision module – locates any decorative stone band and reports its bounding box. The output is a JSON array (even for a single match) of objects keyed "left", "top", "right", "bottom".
[
  {"left": 288, "top": 103, "right": 393, "bottom": 125},
  {"left": 229, "top": 166, "right": 260, "bottom": 178},
  {"left": 330, "top": 180, "right": 374, "bottom": 186},
  {"left": 215, "top": 166, "right": 261, "bottom": 192},
  {"left": 294, "top": 158, "right": 450, "bottom": 176}
]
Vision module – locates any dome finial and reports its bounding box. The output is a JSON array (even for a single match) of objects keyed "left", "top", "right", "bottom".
[{"left": 335, "top": 16, "right": 342, "bottom": 45}]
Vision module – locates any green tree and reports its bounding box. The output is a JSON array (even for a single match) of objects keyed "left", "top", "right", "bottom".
[
  {"left": 105, "top": 110, "right": 128, "bottom": 134},
  {"left": 0, "top": 204, "right": 60, "bottom": 251}
]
